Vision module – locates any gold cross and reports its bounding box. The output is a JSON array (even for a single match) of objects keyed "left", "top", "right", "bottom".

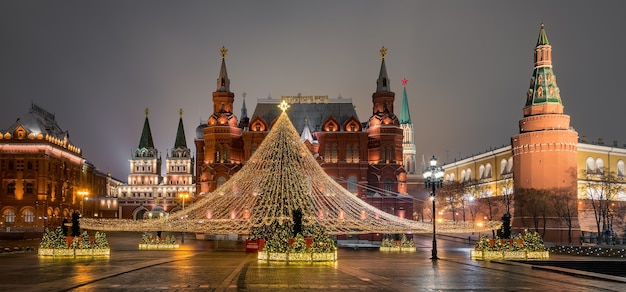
[
  {"left": 220, "top": 46, "right": 228, "bottom": 58},
  {"left": 380, "top": 46, "right": 387, "bottom": 59},
  {"left": 278, "top": 100, "right": 290, "bottom": 112},
  {"left": 179, "top": 108, "right": 183, "bottom": 117},
  {"left": 145, "top": 108, "right": 149, "bottom": 116}
]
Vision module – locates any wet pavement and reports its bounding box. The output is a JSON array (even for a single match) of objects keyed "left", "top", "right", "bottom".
[{"left": 1, "top": 232, "right": 625, "bottom": 291}]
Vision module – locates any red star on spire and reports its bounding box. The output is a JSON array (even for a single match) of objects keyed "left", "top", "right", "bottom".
[{"left": 401, "top": 78, "right": 408, "bottom": 86}]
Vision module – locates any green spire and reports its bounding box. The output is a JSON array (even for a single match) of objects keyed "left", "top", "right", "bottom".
[
  {"left": 174, "top": 109, "right": 187, "bottom": 149},
  {"left": 526, "top": 23, "right": 562, "bottom": 107},
  {"left": 536, "top": 23, "right": 549, "bottom": 46},
  {"left": 138, "top": 108, "right": 155, "bottom": 149},
  {"left": 399, "top": 85, "right": 412, "bottom": 124}
]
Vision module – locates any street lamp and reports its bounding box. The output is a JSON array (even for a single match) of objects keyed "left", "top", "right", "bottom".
[
  {"left": 179, "top": 192, "right": 189, "bottom": 243},
  {"left": 78, "top": 190, "right": 89, "bottom": 216},
  {"left": 179, "top": 192, "right": 189, "bottom": 210},
  {"left": 423, "top": 155, "right": 444, "bottom": 261}
]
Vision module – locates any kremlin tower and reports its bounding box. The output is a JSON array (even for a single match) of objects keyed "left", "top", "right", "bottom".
[
  {"left": 195, "top": 47, "right": 244, "bottom": 195},
  {"left": 366, "top": 47, "right": 407, "bottom": 196},
  {"left": 511, "top": 24, "right": 581, "bottom": 242}
]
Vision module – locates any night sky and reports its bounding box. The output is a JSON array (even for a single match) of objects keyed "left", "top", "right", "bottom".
[{"left": 2, "top": 1, "right": 626, "bottom": 180}]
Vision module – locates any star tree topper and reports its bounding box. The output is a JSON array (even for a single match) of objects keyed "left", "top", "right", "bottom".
[{"left": 279, "top": 100, "right": 290, "bottom": 112}]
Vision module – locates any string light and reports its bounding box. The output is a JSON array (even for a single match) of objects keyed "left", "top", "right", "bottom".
[{"left": 82, "top": 112, "right": 501, "bottom": 234}]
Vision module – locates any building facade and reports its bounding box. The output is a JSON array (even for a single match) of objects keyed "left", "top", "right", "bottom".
[
  {"left": 0, "top": 104, "right": 122, "bottom": 231},
  {"left": 116, "top": 109, "right": 196, "bottom": 219},
  {"left": 194, "top": 47, "right": 417, "bottom": 233},
  {"left": 441, "top": 24, "right": 625, "bottom": 243}
]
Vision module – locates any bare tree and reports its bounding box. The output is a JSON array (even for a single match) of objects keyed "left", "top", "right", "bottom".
[
  {"left": 466, "top": 179, "right": 500, "bottom": 221},
  {"left": 580, "top": 169, "right": 624, "bottom": 243},
  {"left": 467, "top": 193, "right": 481, "bottom": 222},
  {"left": 610, "top": 202, "right": 626, "bottom": 244},
  {"left": 516, "top": 188, "right": 551, "bottom": 236},
  {"left": 439, "top": 181, "right": 466, "bottom": 222},
  {"left": 498, "top": 178, "right": 514, "bottom": 216},
  {"left": 466, "top": 179, "right": 501, "bottom": 237},
  {"left": 551, "top": 188, "right": 578, "bottom": 245}
]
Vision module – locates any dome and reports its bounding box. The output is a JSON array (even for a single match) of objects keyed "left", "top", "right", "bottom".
[{"left": 195, "top": 123, "right": 207, "bottom": 139}]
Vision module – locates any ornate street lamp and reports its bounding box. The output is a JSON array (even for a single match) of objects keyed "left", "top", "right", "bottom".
[
  {"left": 78, "top": 190, "right": 89, "bottom": 216},
  {"left": 423, "top": 155, "right": 444, "bottom": 261}
]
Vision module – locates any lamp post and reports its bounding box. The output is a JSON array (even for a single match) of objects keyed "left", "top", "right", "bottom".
[
  {"left": 179, "top": 192, "right": 189, "bottom": 243},
  {"left": 423, "top": 155, "right": 444, "bottom": 261},
  {"left": 78, "top": 190, "right": 89, "bottom": 216}
]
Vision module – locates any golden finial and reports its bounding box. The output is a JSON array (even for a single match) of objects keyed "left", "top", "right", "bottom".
[
  {"left": 278, "top": 100, "right": 290, "bottom": 112},
  {"left": 379, "top": 46, "right": 387, "bottom": 59},
  {"left": 179, "top": 108, "right": 183, "bottom": 117},
  {"left": 242, "top": 91, "right": 247, "bottom": 99},
  {"left": 145, "top": 108, "right": 149, "bottom": 116},
  {"left": 220, "top": 46, "right": 228, "bottom": 58}
]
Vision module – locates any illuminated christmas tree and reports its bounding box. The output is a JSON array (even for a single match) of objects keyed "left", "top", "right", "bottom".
[{"left": 83, "top": 101, "right": 499, "bottom": 235}]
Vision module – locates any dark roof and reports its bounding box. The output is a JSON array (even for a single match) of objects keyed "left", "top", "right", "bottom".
[
  {"left": 174, "top": 117, "right": 187, "bottom": 148},
  {"left": 536, "top": 23, "right": 549, "bottom": 46},
  {"left": 251, "top": 101, "right": 360, "bottom": 133},
  {"left": 138, "top": 116, "right": 155, "bottom": 149},
  {"left": 4, "top": 103, "right": 71, "bottom": 142}
]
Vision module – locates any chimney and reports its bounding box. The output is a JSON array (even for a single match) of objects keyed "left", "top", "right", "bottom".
[
  {"left": 614, "top": 140, "right": 618, "bottom": 147},
  {"left": 581, "top": 136, "right": 587, "bottom": 143},
  {"left": 598, "top": 138, "right": 604, "bottom": 145}
]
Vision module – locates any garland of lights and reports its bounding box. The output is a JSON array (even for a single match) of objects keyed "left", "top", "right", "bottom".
[{"left": 82, "top": 107, "right": 501, "bottom": 234}]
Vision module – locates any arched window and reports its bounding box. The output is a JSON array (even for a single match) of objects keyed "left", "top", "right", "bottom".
[
  {"left": 23, "top": 210, "right": 34, "bottom": 224},
  {"left": 26, "top": 183, "right": 34, "bottom": 194},
  {"left": 347, "top": 177, "right": 358, "bottom": 194},
  {"left": 466, "top": 168, "right": 472, "bottom": 182},
  {"left": 346, "top": 145, "right": 352, "bottom": 162},
  {"left": 217, "top": 177, "right": 227, "bottom": 188},
  {"left": 7, "top": 183, "right": 15, "bottom": 194},
  {"left": 507, "top": 157, "right": 513, "bottom": 173},
  {"left": 500, "top": 159, "right": 507, "bottom": 175},
  {"left": 586, "top": 157, "right": 595, "bottom": 174},
  {"left": 383, "top": 178, "right": 393, "bottom": 195},
  {"left": 595, "top": 158, "right": 604, "bottom": 174},
  {"left": 324, "top": 145, "right": 330, "bottom": 163},
  {"left": 461, "top": 170, "right": 467, "bottom": 182},
  {"left": 479, "top": 165, "right": 485, "bottom": 179},
  {"left": 485, "top": 163, "right": 492, "bottom": 179},
  {"left": 353, "top": 145, "right": 359, "bottom": 162},
  {"left": 4, "top": 210, "right": 15, "bottom": 226},
  {"left": 618, "top": 160, "right": 625, "bottom": 177}
]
